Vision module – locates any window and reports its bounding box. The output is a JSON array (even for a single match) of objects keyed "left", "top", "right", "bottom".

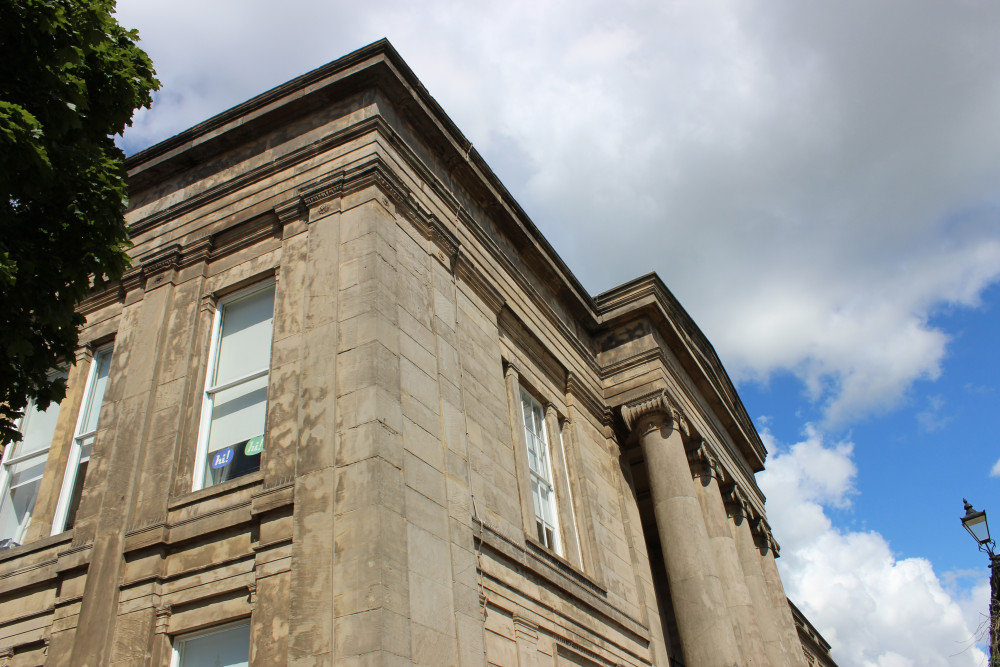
[
  {"left": 195, "top": 283, "right": 275, "bottom": 490},
  {"left": 0, "top": 371, "right": 68, "bottom": 546},
  {"left": 171, "top": 621, "right": 250, "bottom": 667},
  {"left": 520, "top": 387, "right": 561, "bottom": 553},
  {"left": 53, "top": 348, "right": 112, "bottom": 534}
]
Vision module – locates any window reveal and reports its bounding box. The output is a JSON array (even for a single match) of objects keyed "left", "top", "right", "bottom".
[{"left": 196, "top": 283, "right": 275, "bottom": 490}]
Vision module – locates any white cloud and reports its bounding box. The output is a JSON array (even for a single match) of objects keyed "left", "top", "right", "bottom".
[
  {"left": 115, "top": 0, "right": 1000, "bottom": 425},
  {"left": 990, "top": 458, "right": 1000, "bottom": 478},
  {"left": 760, "top": 428, "right": 988, "bottom": 666}
]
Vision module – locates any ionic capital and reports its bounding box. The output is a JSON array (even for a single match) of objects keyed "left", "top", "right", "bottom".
[
  {"left": 686, "top": 439, "right": 720, "bottom": 480},
  {"left": 620, "top": 389, "right": 688, "bottom": 436},
  {"left": 752, "top": 518, "right": 780, "bottom": 555},
  {"left": 722, "top": 483, "right": 749, "bottom": 519}
]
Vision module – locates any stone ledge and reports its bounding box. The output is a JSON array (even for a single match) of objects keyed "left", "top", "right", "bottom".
[
  {"left": 0, "top": 532, "right": 72, "bottom": 565},
  {"left": 474, "top": 521, "right": 649, "bottom": 643}
]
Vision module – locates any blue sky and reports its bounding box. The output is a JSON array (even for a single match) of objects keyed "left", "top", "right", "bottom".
[{"left": 115, "top": 2, "right": 1000, "bottom": 663}]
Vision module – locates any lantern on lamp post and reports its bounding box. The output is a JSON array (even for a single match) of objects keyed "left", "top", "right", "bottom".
[{"left": 961, "top": 499, "right": 1000, "bottom": 666}]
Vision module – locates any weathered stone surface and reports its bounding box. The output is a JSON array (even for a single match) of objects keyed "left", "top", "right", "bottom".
[{"left": 0, "top": 40, "right": 836, "bottom": 667}]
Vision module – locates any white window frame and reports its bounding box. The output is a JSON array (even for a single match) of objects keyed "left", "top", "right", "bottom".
[
  {"left": 519, "top": 387, "right": 561, "bottom": 554},
  {"left": 51, "top": 346, "right": 112, "bottom": 535},
  {"left": 0, "top": 371, "right": 67, "bottom": 546},
  {"left": 193, "top": 281, "right": 275, "bottom": 492},
  {"left": 170, "top": 619, "right": 251, "bottom": 667}
]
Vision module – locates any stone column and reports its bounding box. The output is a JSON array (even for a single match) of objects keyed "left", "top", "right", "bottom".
[
  {"left": 622, "top": 391, "right": 741, "bottom": 667},
  {"left": 689, "top": 443, "right": 770, "bottom": 666},
  {"left": 757, "top": 524, "right": 807, "bottom": 666},
  {"left": 725, "top": 487, "right": 788, "bottom": 666}
]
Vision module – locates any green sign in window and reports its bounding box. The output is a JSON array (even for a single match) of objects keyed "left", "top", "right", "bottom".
[{"left": 244, "top": 435, "right": 264, "bottom": 456}]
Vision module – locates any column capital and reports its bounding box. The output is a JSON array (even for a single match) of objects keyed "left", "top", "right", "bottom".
[
  {"left": 753, "top": 517, "right": 781, "bottom": 555},
  {"left": 722, "top": 482, "right": 750, "bottom": 519},
  {"left": 686, "top": 439, "right": 720, "bottom": 480},
  {"left": 620, "top": 389, "right": 688, "bottom": 436},
  {"left": 504, "top": 360, "right": 520, "bottom": 381}
]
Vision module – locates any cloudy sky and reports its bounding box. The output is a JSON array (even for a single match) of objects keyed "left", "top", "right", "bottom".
[{"left": 115, "top": 1, "right": 1000, "bottom": 664}]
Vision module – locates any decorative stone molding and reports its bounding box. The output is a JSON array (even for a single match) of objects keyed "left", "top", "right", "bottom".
[
  {"left": 120, "top": 266, "right": 145, "bottom": 296},
  {"left": 199, "top": 292, "right": 217, "bottom": 316},
  {"left": 128, "top": 116, "right": 391, "bottom": 235},
  {"left": 154, "top": 604, "right": 172, "bottom": 635},
  {"left": 275, "top": 197, "right": 307, "bottom": 226},
  {"left": 504, "top": 360, "right": 520, "bottom": 382},
  {"left": 565, "top": 372, "right": 606, "bottom": 427},
  {"left": 599, "top": 319, "right": 651, "bottom": 352},
  {"left": 300, "top": 171, "right": 345, "bottom": 210},
  {"left": 0, "top": 647, "right": 12, "bottom": 667},
  {"left": 182, "top": 238, "right": 213, "bottom": 268},
  {"left": 620, "top": 389, "right": 688, "bottom": 436},
  {"left": 455, "top": 251, "right": 506, "bottom": 316},
  {"left": 74, "top": 346, "right": 94, "bottom": 366},
  {"left": 512, "top": 613, "right": 539, "bottom": 642},
  {"left": 427, "top": 213, "right": 460, "bottom": 268},
  {"left": 247, "top": 580, "right": 258, "bottom": 606}
]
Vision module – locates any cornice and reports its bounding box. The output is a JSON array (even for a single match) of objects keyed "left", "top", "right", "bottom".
[
  {"left": 128, "top": 116, "right": 388, "bottom": 237},
  {"left": 455, "top": 250, "right": 506, "bottom": 316},
  {"left": 565, "top": 372, "right": 608, "bottom": 427},
  {"left": 122, "top": 39, "right": 764, "bottom": 489},
  {"left": 597, "top": 274, "right": 766, "bottom": 471}
]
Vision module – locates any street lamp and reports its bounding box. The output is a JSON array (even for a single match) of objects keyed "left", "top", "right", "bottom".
[{"left": 961, "top": 499, "right": 1000, "bottom": 666}]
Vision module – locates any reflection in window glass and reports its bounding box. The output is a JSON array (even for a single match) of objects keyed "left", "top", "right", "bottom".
[
  {"left": 519, "top": 388, "right": 561, "bottom": 553},
  {"left": 172, "top": 621, "right": 250, "bottom": 667},
  {"left": 55, "top": 348, "right": 112, "bottom": 533},
  {"left": 199, "top": 285, "right": 274, "bottom": 489},
  {"left": 0, "top": 370, "right": 67, "bottom": 546}
]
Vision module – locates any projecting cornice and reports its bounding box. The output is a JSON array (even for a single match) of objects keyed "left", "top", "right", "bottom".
[
  {"left": 596, "top": 274, "right": 766, "bottom": 472},
  {"left": 123, "top": 38, "right": 764, "bottom": 480}
]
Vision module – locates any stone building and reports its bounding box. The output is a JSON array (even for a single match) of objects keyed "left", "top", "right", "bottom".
[{"left": 0, "top": 40, "right": 836, "bottom": 666}]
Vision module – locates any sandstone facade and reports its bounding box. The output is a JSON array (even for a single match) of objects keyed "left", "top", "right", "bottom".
[{"left": 0, "top": 40, "right": 836, "bottom": 666}]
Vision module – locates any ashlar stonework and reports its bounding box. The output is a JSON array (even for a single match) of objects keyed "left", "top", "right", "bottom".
[{"left": 0, "top": 40, "right": 836, "bottom": 667}]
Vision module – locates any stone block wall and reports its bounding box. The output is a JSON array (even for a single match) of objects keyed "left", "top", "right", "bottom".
[{"left": 0, "top": 40, "right": 822, "bottom": 667}]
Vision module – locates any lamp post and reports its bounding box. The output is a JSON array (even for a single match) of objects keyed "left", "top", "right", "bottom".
[{"left": 961, "top": 499, "right": 1000, "bottom": 666}]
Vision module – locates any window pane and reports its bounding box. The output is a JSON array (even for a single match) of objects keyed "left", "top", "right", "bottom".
[
  {"left": 79, "top": 350, "right": 112, "bottom": 435},
  {"left": 177, "top": 623, "right": 250, "bottom": 667},
  {"left": 14, "top": 375, "right": 66, "bottom": 457},
  {"left": 0, "top": 456, "right": 47, "bottom": 543},
  {"left": 207, "top": 374, "right": 268, "bottom": 454},
  {"left": 63, "top": 437, "right": 94, "bottom": 531},
  {"left": 526, "top": 432, "right": 540, "bottom": 473},
  {"left": 214, "top": 287, "right": 274, "bottom": 386}
]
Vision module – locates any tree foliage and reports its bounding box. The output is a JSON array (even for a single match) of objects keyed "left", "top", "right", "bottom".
[{"left": 0, "top": 0, "right": 158, "bottom": 445}]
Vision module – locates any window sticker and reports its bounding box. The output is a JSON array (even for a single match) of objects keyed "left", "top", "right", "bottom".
[
  {"left": 211, "top": 447, "right": 235, "bottom": 469},
  {"left": 244, "top": 435, "right": 264, "bottom": 457}
]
